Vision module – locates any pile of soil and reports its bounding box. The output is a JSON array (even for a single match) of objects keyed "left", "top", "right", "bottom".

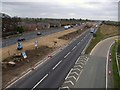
[
  {"left": 58, "top": 29, "right": 86, "bottom": 40},
  {"left": 2, "top": 46, "right": 55, "bottom": 87}
]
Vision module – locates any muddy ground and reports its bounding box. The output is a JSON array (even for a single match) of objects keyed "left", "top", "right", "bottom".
[
  {"left": 2, "top": 46, "right": 55, "bottom": 87},
  {"left": 2, "top": 26, "right": 89, "bottom": 88}
]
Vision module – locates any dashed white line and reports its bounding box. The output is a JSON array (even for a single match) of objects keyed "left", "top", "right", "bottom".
[
  {"left": 64, "top": 52, "right": 71, "bottom": 58},
  {"left": 78, "top": 42, "right": 80, "bottom": 45},
  {"left": 52, "top": 60, "right": 62, "bottom": 70},
  {"left": 72, "top": 46, "right": 77, "bottom": 50},
  {"left": 31, "top": 74, "right": 48, "bottom": 90}
]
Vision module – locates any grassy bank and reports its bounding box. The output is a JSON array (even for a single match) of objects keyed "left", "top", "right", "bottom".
[
  {"left": 112, "top": 44, "right": 120, "bottom": 89},
  {"left": 85, "top": 27, "right": 103, "bottom": 54},
  {"left": 85, "top": 24, "right": 119, "bottom": 54}
]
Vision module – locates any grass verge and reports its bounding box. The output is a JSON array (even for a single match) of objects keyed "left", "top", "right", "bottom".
[
  {"left": 85, "top": 24, "right": 119, "bottom": 54},
  {"left": 112, "top": 44, "right": 120, "bottom": 89},
  {"left": 85, "top": 27, "right": 103, "bottom": 54}
]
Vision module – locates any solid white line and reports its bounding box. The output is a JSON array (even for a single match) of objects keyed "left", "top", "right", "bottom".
[
  {"left": 90, "top": 36, "right": 117, "bottom": 55},
  {"left": 31, "top": 74, "right": 48, "bottom": 90},
  {"left": 65, "top": 69, "right": 73, "bottom": 80},
  {"left": 106, "top": 42, "right": 114, "bottom": 89},
  {"left": 64, "top": 52, "right": 71, "bottom": 58},
  {"left": 6, "top": 70, "right": 32, "bottom": 88},
  {"left": 75, "top": 57, "right": 81, "bottom": 64},
  {"left": 81, "top": 35, "right": 93, "bottom": 54},
  {"left": 52, "top": 60, "right": 62, "bottom": 70}
]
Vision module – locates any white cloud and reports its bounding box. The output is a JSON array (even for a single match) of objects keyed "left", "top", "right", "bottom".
[{"left": 1, "top": 0, "right": 119, "bottom": 21}]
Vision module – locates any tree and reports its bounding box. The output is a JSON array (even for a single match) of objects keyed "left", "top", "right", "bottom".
[{"left": 17, "top": 26, "right": 24, "bottom": 33}]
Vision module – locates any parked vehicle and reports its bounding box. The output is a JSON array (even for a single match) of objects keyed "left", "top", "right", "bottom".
[
  {"left": 64, "top": 25, "right": 71, "bottom": 30},
  {"left": 17, "top": 42, "right": 23, "bottom": 50},
  {"left": 37, "top": 32, "right": 42, "bottom": 35},
  {"left": 17, "top": 37, "right": 25, "bottom": 42}
]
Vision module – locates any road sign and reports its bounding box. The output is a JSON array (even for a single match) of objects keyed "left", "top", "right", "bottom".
[
  {"left": 34, "top": 40, "right": 38, "bottom": 48},
  {"left": 22, "top": 51, "right": 27, "bottom": 59}
]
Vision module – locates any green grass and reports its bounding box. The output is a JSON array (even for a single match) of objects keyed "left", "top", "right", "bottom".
[
  {"left": 85, "top": 27, "right": 103, "bottom": 54},
  {"left": 85, "top": 24, "right": 119, "bottom": 54},
  {"left": 112, "top": 44, "right": 120, "bottom": 89}
]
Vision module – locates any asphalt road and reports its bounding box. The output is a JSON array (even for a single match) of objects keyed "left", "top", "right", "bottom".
[
  {"left": 6, "top": 26, "right": 94, "bottom": 89},
  {"left": 73, "top": 37, "right": 115, "bottom": 88},
  {"left": 2, "top": 27, "right": 65, "bottom": 48}
]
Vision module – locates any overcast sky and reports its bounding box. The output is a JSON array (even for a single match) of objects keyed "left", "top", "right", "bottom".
[{"left": 1, "top": 0, "right": 120, "bottom": 21}]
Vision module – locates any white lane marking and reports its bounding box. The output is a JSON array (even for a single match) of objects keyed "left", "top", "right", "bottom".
[
  {"left": 76, "top": 61, "right": 84, "bottom": 65},
  {"left": 59, "top": 86, "right": 70, "bottom": 90},
  {"left": 90, "top": 36, "right": 117, "bottom": 55},
  {"left": 74, "top": 65, "right": 83, "bottom": 69},
  {"left": 106, "top": 42, "right": 115, "bottom": 89},
  {"left": 84, "top": 58, "right": 89, "bottom": 65},
  {"left": 78, "top": 42, "right": 80, "bottom": 45},
  {"left": 67, "top": 76, "right": 77, "bottom": 80},
  {"left": 52, "top": 60, "right": 62, "bottom": 70},
  {"left": 72, "top": 46, "right": 77, "bottom": 50},
  {"left": 75, "top": 56, "right": 81, "bottom": 64},
  {"left": 80, "top": 60, "right": 86, "bottom": 63},
  {"left": 65, "top": 69, "right": 73, "bottom": 80},
  {"left": 70, "top": 72, "right": 79, "bottom": 76},
  {"left": 71, "top": 68, "right": 81, "bottom": 72},
  {"left": 64, "top": 52, "right": 71, "bottom": 58},
  {"left": 76, "top": 69, "right": 83, "bottom": 82},
  {"left": 6, "top": 70, "right": 32, "bottom": 88},
  {"left": 31, "top": 74, "right": 48, "bottom": 90},
  {"left": 64, "top": 80, "right": 74, "bottom": 85}
]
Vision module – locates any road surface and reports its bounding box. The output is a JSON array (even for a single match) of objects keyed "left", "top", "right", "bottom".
[
  {"left": 72, "top": 37, "right": 115, "bottom": 88},
  {"left": 5, "top": 22, "right": 101, "bottom": 89},
  {"left": 6, "top": 26, "right": 95, "bottom": 89},
  {"left": 2, "top": 27, "right": 64, "bottom": 48}
]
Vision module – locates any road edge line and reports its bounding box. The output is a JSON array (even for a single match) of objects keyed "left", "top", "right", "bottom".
[{"left": 106, "top": 41, "right": 115, "bottom": 89}]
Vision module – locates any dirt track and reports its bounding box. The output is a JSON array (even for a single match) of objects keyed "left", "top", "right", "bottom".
[{"left": 1, "top": 28, "right": 78, "bottom": 61}]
